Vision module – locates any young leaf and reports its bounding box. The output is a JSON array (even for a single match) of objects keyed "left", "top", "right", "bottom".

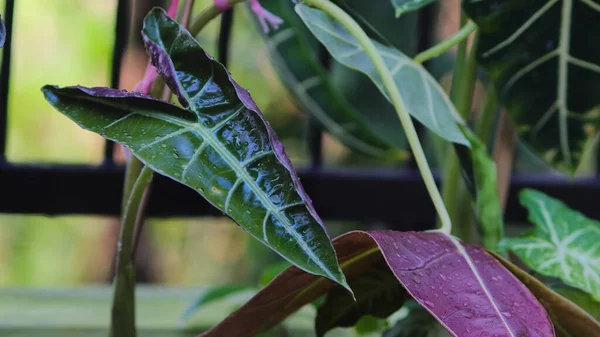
[
  {"left": 490, "top": 250, "right": 600, "bottom": 337},
  {"left": 459, "top": 128, "right": 504, "bottom": 252},
  {"left": 179, "top": 285, "right": 251, "bottom": 328},
  {"left": 501, "top": 189, "right": 600, "bottom": 301},
  {"left": 316, "top": 260, "right": 406, "bottom": 337},
  {"left": 391, "top": 0, "right": 437, "bottom": 17},
  {"left": 41, "top": 87, "right": 346, "bottom": 290},
  {"left": 295, "top": 4, "right": 469, "bottom": 147},
  {"left": 463, "top": 0, "right": 600, "bottom": 172},
  {"left": 0, "top": 15, "right": 5, "bottom": 48},
  {"left": 252, "top": 0, "right": 401, "bottom": 157},
  {"left": 199, "top": 231, "right": 554, "bottom": 337}
]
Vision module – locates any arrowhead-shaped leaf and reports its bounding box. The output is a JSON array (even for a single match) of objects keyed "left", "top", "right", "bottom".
[
  {"left": 295, "top": 4, "right": 469, "bottom": 147},
  {"left": 501, "top": 189, "right": 600, "bottom": 301},
  {"left": 391, "top": 0, "right": 437, "bottom": 17},
  {"left": 490, "top": 250, "right": 600, "bottom": 337},
  {"left": 463, "top": 0, "right": 600, "bottom": 172},
  {"left": 200, "top": 230, "right": 554, "bottom": 337},
  {"left": 252, "top": 0, "right": 403, "bottom": 157},
  {"left": 0, "top": 15, "right": 5, "bottom": 48},
  {"left": 316, "top": 260, "right": 407, "bottom": 337},
  {"left": 42, "top": 34, "right": 348, "bottom": 291}
]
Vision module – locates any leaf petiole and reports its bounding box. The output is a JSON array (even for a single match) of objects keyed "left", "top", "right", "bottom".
[
  {"left": 301, "top": 0, "right": 452, "bottom": 234},
  {"left": 413, "top": 21, "right": 477, "bottom": 64}
]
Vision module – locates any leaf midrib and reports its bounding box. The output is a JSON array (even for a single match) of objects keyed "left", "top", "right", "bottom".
[{"left": 138, "top": 110, "right": 336, "bottom": 280}]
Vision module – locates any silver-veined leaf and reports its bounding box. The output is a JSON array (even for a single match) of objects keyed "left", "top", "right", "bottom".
[
  {"left": 295, "top": 4, "right": 469, "bottom": 147},
  {"left": 463, "top": 0, "right": 600, "bottom": 172},
  {"left": 501, "top": 189, "right": 600, "bottom": 301}
]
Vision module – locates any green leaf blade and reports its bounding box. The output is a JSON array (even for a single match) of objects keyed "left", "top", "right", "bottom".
[
  {"left": 391, "top": 0, "right": 437, "bottom": 17},
  {"left": 295, "top": 4, "right": 469, "bottom": 147},
  {"left": 501, "top": 189, "right": 600, "bottom": 301}
]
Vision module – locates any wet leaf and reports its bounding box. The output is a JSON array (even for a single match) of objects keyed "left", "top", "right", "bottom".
[
  {"left": 391, "top": 0, "right": 437, "bottom": 17},
  {"left": 463, "top": 0, "right": 600, "bottom": 172},
  {"left": 490, "top": 250, "right": 600, "bottom": 337},
  {"left": 316, "top": 260, "right": 406, "bottom": 337},
  {"left": 42, "top": 9, "right": 349, "bottom": 290},
  {"left": 200, "top": 231, "right": 553, "bottom": 337},
  {"left": 501, "top": 189, "right": 600, "bottom": 301},
  {"left": 296, "top": 4, "right": 469, "bottom": 147}
]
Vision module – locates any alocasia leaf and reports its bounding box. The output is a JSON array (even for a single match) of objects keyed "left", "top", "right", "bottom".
[
  {"left": 490, "top": 250, "right": 600, "bottom": 337},
  {"left": 463, "top": 0, "right": 600, "bottom": 172},
  {"left": 391, "top": 0, "right": 437, "bottom": 17},
  {"left": 251, "top": 0, "right": 401, "bottom": 157},
  {"left": 42, "top": 9, "right": 349, "bottom": 290},
  {"left": 0, "top": 15, "right": 5, "bottom": 48},
  {"left": 199, "top": 230, "right": 554, "bottom": 337},
  {"left": 316, "top": 260, "right": 407, "bottom": 337},
  {"left": 501, "top": 189, "right": 600, "bottom": 301},
  {"left": 295, "top": 4, "right": 470, "bottom": 147}
]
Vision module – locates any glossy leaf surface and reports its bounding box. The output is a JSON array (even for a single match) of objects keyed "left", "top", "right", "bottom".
[
  {"left": 490, "top": 250, "right": 600, "bottom": 337},
  {"left": 501, "top": 189, "right": 600, "bottom": 301},
  {"left": 316, "top": 260, "right": 406, "bottom": 337},
  {"left": 0, "top": 15, "right": 4, "bottom": 48},
  {"left": 296, "top": 4, "right": 469, "bottom": 147},
  {"left": 391, "top": 0, "right": 437, "bottom": 17},
  {"left": 253, "top": 0, "right": 399, "bottom": 157},
  {"left": 463, "top": 0, "right": 600, "bottom": 172},
  {"left": 43, "top": 81, "right": 346, "bottom": 290},
  {"left": 200, "top": 231, "right": 553, "bottom": 337}
]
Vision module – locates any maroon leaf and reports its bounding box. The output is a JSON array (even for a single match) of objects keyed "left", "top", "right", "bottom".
[{"left": 199, "top": 231, "right": 555, "bottom": 337}]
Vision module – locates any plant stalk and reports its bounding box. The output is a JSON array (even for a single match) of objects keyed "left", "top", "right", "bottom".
[
  {"left": 413, "top": 21, "right": 477, "bottom": 65},
  {"left": 189, "top": 0, "right": 246, "bottom": 36},
  {"left": 110, "top": 165, "right": 154, "bottom": 337},
  {"left": 302, "top": 0, "right": 452, "bottom": 234}
]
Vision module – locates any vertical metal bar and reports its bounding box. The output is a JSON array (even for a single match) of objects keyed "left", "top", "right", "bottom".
[
  {"left": 103, "top": 0, "right": 130, "bottom": 164},
  {"left": 307, "top": 44, "right": 330, "bottom": 168},
  {"left": 217, "top": 8, "right": 234, "bottom": 66},
  {"left": 0, "top": 0, "right": 15, "bottom": 161}
]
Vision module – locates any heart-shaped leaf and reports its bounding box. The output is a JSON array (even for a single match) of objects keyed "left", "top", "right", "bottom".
[
  {"left": 252, "top": 0, "right": 401, "bottom": 157},
  {"left": 490, "top": 250, "right": 600, "bottom": 337},
  {"left": 42, "top": 18, "right": 349, "bottom": 290},
  {"left": 463, "top": 0, "right": 600, "bottom": 172},
  {"left": 295, "top": 4, "right": 469, "bottom": 147},
  {"left": 316, "top": 260, "right": 407, "bottom": 337},
  {"left": 501, "top": 189, "right": 600, "bottom": 301},
  {"left": 199, "top": 230, "right": 554, "bottom": 337},
  {"left": 391, "top": 0, "right": 437, "bottom": 17},
  {"left": 0, "top": 15, "right": 5, "bottom": 48}
]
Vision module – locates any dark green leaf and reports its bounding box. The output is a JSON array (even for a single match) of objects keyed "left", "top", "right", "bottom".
[
  {"left": 463, "top": 0, "right": 600, "bottom": 172},
  {"left": 253, "top": 0, "right": 405, "bottom": 157},
  {"left": 295, "top": 4, "right": 469, "bottom": 147},
  {"left": 391, "top": 0, "right": 437, "bottom": 17},
  {"left": 43, "top": 39, "right": 348, "bottom": 292},
  {"left": 501, "top": 189, "right": 600, "bottom": 300},
  {"left": 315, "top": 260, "right": 406, "bottom": 337},
  {"left": 461, "top": 127, "right": 504, "bottom": 252},
  {"left": 383, "top": 304, "right": 450, "bottom": 337},
  {"left": 179, "top": 285, "right": 251, "bottom": 328}
]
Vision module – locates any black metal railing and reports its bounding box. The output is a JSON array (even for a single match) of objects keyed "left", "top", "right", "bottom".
[{"left": 1, "top": 0, "right": 599, "bottom": 228}]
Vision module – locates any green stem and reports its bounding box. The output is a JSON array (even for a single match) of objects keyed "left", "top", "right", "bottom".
[
  {"left": 110, "top": 165, "right": 154, "bottom": 337},
  {"left": 121, "top": 156, "right": 143, "bottom": 212},
  {"left": 189, "top": 0, "right": 247, "bottom": 36},
  {"left": 413, "top": 21, "right": 477, "bottom": 65},
  {"left": 442, "top": 17, "right": 480, "bottom": 241},
  {"left": 302, "top": 0, "right": 452, "bottom": 234},
  {"left": 475, "top": 85, "right": 498, "bottom": 142}
]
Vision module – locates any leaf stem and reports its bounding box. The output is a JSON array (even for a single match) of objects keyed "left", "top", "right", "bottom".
[
  {"left": 110, "top": 165, "right": 154, "bottom": 337},
  {"left": 302, "top": 0, "right": 452, "bottom": 234},
  {"left": 413, "top": 21, "right": 477, "bottom": 65},
  {"left": 189, "top": 0, "right": 247, "bottom": 36}
]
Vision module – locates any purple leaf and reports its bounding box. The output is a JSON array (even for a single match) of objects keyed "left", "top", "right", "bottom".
[{"left": 199, "top": 230, "right": 555, "bottom": 337}]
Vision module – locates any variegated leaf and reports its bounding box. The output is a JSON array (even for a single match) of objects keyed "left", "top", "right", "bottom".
[{"left": 501, "top": 189, "right": 600, "bottom": 301}]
